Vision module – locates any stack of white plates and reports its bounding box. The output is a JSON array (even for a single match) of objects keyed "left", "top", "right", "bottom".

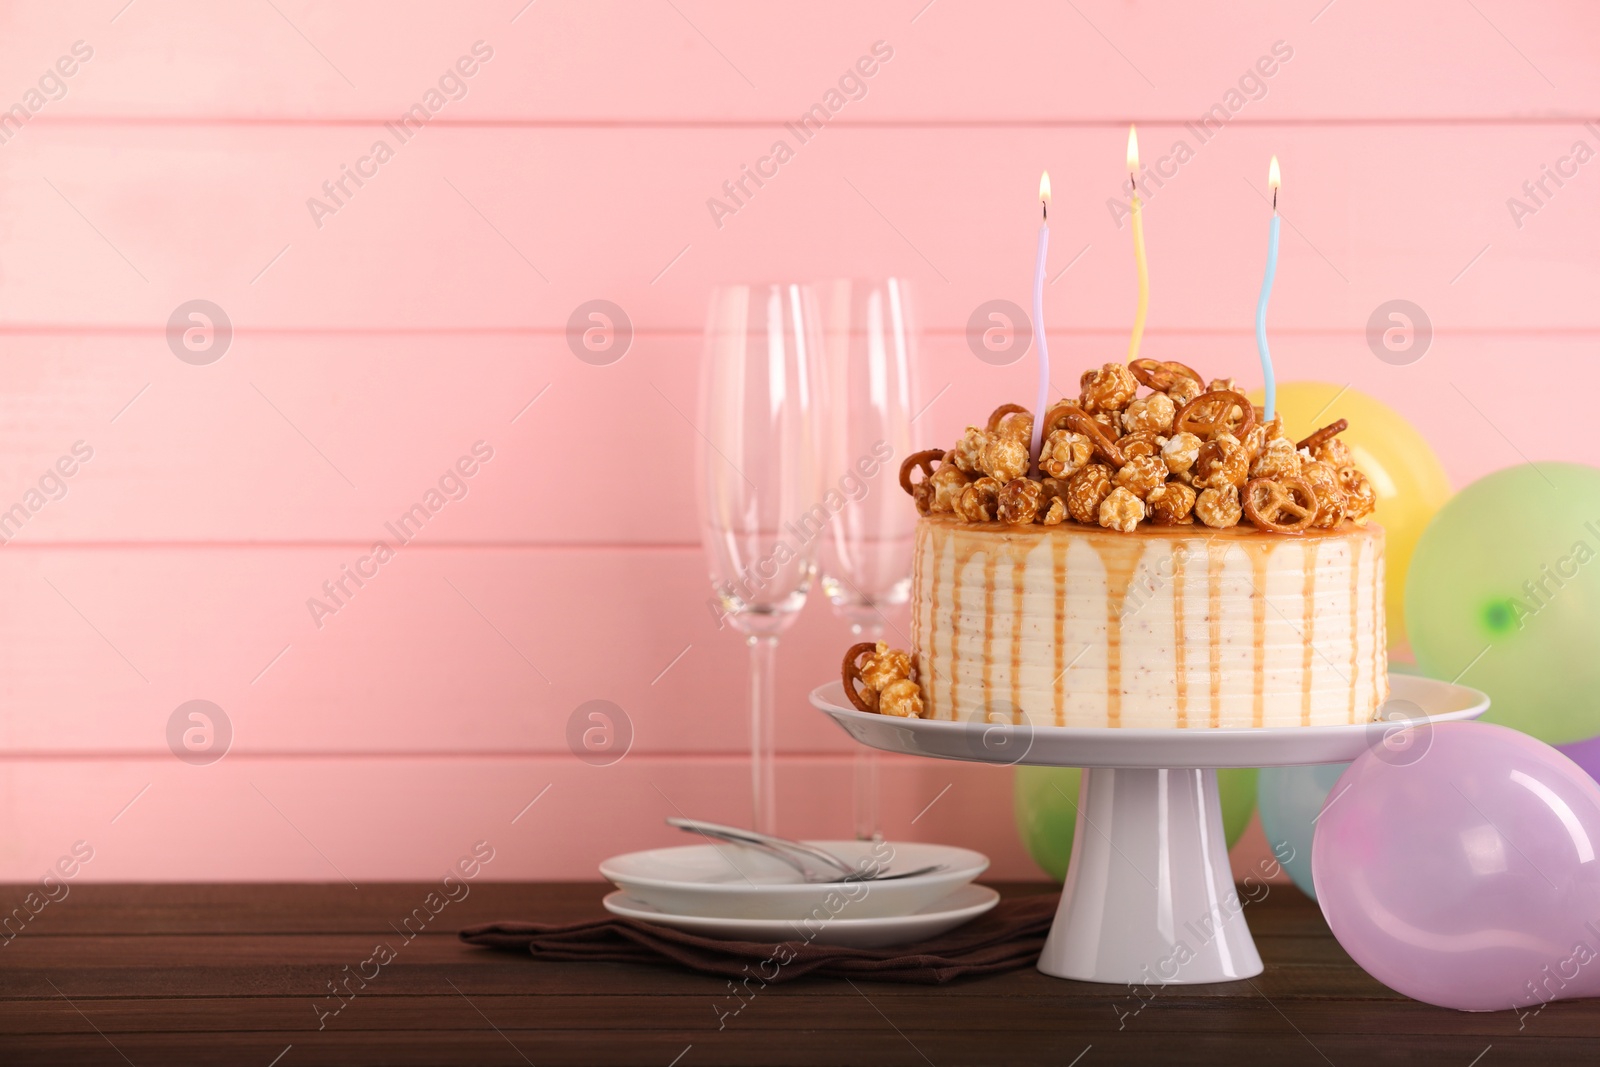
[{"left": 599, "top": 839, "right": 996, "bottom": 948}]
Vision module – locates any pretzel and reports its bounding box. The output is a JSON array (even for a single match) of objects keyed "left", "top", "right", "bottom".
[
  {"left": 1129, "top": 358, "right": 1204, "bottom": 393},
  {"left": 899, "top": 449, "right": 945, "bottom": 497},
  {"left": 841, "top": 642, "right": 879, "bottom": 713},
  {"left": 1296, "top": 418, "right": 1349, "bottom": 453},
  {"left": 1061, "top": 409, "right": 1125, "bottom": 468},
  {"left": 1173, "top": 390, "right": 1257, "bottom": 440},
  {"left": 985, "top": 403, "right": 1031, "bottom": 434},
  {"left": 1037, "top": 400, "right": 1082, "bottom": 440},
  {"left": 1242, "top": 476, "right": 1317, "bottom": 534}
]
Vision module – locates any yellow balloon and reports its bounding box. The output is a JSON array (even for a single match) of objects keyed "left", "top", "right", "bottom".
[{"left": 1248, "top": 383, "right": 1452, "bottom": 642}]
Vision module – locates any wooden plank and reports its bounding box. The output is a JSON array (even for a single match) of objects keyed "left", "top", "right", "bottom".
[
  {"left": 0, "top": 756, "right": 1036, "bottom": 881},
  {"left": 0, "top": 125, "right": 1596, "bottom": 332},
  {"left": 0, "top": 544, "right": 914, "bottom": 754},
  {"left": 0, "top": 330, "right": 1588, "bottom": 545},
  {"left": 2, "top": 1, "right": 1594, "bottom": 121}
]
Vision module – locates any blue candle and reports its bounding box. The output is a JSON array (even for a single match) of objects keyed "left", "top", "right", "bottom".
[{"left": 1256, "top": 156, "right": 1281, "bottom": 422}]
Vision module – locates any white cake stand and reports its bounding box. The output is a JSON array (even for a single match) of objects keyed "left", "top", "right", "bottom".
[{"left": 810, "top": 674, "right": 1488, "bottom": 985}]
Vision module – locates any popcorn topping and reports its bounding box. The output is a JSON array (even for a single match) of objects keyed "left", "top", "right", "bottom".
[{"left": 897, "top": 365, "right": 1378, "bottom": 534}]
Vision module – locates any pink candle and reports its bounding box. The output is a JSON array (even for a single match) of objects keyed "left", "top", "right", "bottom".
[{"left": 1029, "top": 172, "right": 1051, "bottom": 465}]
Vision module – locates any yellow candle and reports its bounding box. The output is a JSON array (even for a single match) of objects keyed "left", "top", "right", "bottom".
[{"left": 1126, "top": 124, "right": 1149, "bottom": 365}]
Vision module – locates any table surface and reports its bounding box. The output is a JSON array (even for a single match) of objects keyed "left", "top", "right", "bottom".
[{"left": 1, "top": 882, "right": 1594, "bottom": 1066}]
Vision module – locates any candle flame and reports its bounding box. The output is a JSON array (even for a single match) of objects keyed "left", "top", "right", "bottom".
[
  {"left": 1039, "top": 171, "right": 1051, "bottom": 203},
  {"left": 1268, "top": 155, "right": 1281, "bottom": 189},
  {"left": 1126, "top": 125, "right": 1140, "bottom": 172}
]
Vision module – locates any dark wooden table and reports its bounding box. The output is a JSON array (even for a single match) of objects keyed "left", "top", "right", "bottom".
[{"left": 0, "top": 882, "right": 1594, "bottom": 1065}]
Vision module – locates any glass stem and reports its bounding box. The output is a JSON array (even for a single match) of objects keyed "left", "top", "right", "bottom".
[
  {"left": 852, "top": 620, "right": 885, "bottom": 842},
  {"left": 747, "top": 633, "right": 779, "bottom": 834}
]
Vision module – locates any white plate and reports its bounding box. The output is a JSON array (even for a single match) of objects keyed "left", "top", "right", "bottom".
[
  {"left": 603, "top": 883, "right": 1001, "bottom": 948},
  {"left": 810, "top": 673, "right": 1489, "bottom": 769},
  {"left": 599, "top": 840, "right": 988, "bottom": 919}
]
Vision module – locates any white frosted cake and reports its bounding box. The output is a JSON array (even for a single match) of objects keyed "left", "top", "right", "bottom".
[
  {"left": 841, "top": 358, "right": 1389, "bottom": 729},
  {"left": 909, "top": 516, "right": 1385, "bottom": 728}
]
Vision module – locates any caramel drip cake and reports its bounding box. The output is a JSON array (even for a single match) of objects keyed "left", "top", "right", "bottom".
[{"left": 841, "top": 358, "right": 1389, "bottom": 729}]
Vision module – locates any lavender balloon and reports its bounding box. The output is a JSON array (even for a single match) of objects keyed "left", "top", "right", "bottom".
[{"left": 1314, "top": 721, "right": 1600, "bottom": 1014}]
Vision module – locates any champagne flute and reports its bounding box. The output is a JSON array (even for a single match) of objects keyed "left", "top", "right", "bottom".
[
  {"left": 817, "top": 278, "right": 919, "bottom": 841},
  {"left": 697, "top": 283, "right": 825, "bottom": 834}
]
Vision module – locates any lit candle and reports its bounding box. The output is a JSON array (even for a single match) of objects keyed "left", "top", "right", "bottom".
[
  {"left": 1029, "top": 171, "right": 1051, "bottom": 465},
  {"left": 1256, "top": 155, "right": 1281, "bottom": 421},
  {"left": 1126, "top": 125, "right": 1149, "bottom": 365}
]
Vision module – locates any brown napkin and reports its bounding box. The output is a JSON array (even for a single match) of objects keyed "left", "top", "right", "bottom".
[{"left": 459, "top": 892, "right": 1056, "bottom": 984}]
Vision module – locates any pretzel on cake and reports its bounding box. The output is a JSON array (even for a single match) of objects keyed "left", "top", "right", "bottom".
[
  {"left": 1174, "top": 389, "right": 1257, "bottom": 440},
  {"left": 1129, "top": 358, "right": 1204, "bottom": 393},
  {"left": 899, "top": 449, "right": 946, "bottom": 497},
  {"left": 1242, "top": 476, "right": 1317, "bottom": 534},
  {"left": 1296, "top": 418, "right": 1349, "bottom": 453},
  {"left": 841, "top": 642, "right": 880, "bottom": 713}
]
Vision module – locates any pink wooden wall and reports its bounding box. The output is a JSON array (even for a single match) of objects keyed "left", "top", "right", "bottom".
[{"left": 0, "top": 0, "right": 1596, "bottom": 882}]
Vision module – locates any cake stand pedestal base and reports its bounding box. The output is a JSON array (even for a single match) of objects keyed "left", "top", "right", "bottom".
[
  {"left": 1041, "top": 767, "right": 1259, "bottom": 984},
  {"left": 810, "top": 674, "right": 1489, "bottom": 986}
]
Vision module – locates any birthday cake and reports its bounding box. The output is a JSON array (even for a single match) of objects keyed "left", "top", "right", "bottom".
[{"left": 840, "top": 359, "right": 1388, "bottom": 729}]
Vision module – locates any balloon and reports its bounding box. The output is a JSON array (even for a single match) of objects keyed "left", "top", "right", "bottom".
[
  {"left": 1558, "top": 734, "right": 1600, "bottom": 785},
  {"left": 1406, "top": 462, "right": 1600, "bottom": 746},
  {"left": 1314, "top": 721, "right": 1600, "bottom": 1013},
  {"left": 1256, "top": 763, "right": 1348, "bottom": 900},
  {"left": 1015, "top": 766, "right": 1255, "bottom": 881},
  {"left": 1251, "top": 382, "right": 1451, "bottom": 641}
]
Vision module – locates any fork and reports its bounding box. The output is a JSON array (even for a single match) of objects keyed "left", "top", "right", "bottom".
[{"left": 666, "top": 817, "right": 945, "bottom": 884}]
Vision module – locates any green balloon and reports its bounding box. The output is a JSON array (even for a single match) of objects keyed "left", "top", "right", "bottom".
[
  {"left": 1014, "top": 766, "right": 1258, "bottom": 882},
  {"left": 1406, "top": 462, "right": 1600, "bottom": 745}
]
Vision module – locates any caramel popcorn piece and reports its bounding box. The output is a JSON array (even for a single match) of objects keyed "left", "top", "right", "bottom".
[
  {"left": 1098, "top": 486, "right": 1146, "bottom": 532},
  {"left": 993, "top": 409, "right": 1033, "bottom": 443},
  {"left": 1195, "top": 485, "right": 1243, "bottom": 528},
  {"left": 1241, "top": 424, "right": 1269, "bottom": 462},
  {"left": 1147, "top": 481, "right": 1197, "bottom": 525},
  {"left": 981, "top": 432, "right": 1030, "bottom": 483},
  {"left": 1039, "top": 429, "right": 1092, "bottom": 479},
  {"left": 1299, "top": 461, "right": 1347, "bottom": 529},
  {"left": 952, "top": 426, "right": 988, "bottom": 473},
  {"left": 1040, "top": 495, "right": 1067, "bottom": 525},
  {"left": 998, "top": 477, "right": 1045, "bottom": 525},
  {"left": 1066, "top": 464, "right": 1113, "bottom": 524},
  {"left": 1262, "top": 411, "right": 1285, "bottom": 442},
  {"left": 878, "top": 678, "right": 925, "bottom": 718},
  {"left": 859, "top": 642, "right": 912, "bottom": 691},
  {"left": 1339, "top": 466, "right": 1376, "bottom": 525},
  {"left": 1080, "top": 362, "right": 1138, "bottom": 413},
  {"left": 913, "top": 482, "right": 935, "bottom": 515},
  {"left": 1168, "top": 376, "right": 1202, "bottom": 406},
  {"left": 1316, "top": 437, "right": 1353, "bottom": 468},
  {"left": 1122, "top": 392, "right": 1176, "bottom": 435},
  {"left": 929, "top": 459, "right": 971, "bottom": 513},
  {"left": 1193, "top": 434, "right": 1250, "bottom": 490},
  {"left": 1117, "top": 430, "right": 1163, "bottom": 460},
  {"left": 1207, "top": 377, "right": 1238, "bottom": 394},
  {"left": 1250, "top": 437, "right": 1301, "bottom": 481},
  {"left": 1114, "top": 454, "right": 1167, "bottom": 499},
  {"left": 1161, "top": 431, "right": 1202, "bottom": 473},
  {"left": 954, "top": 476, "right": 1002, "bottom": 522}
]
